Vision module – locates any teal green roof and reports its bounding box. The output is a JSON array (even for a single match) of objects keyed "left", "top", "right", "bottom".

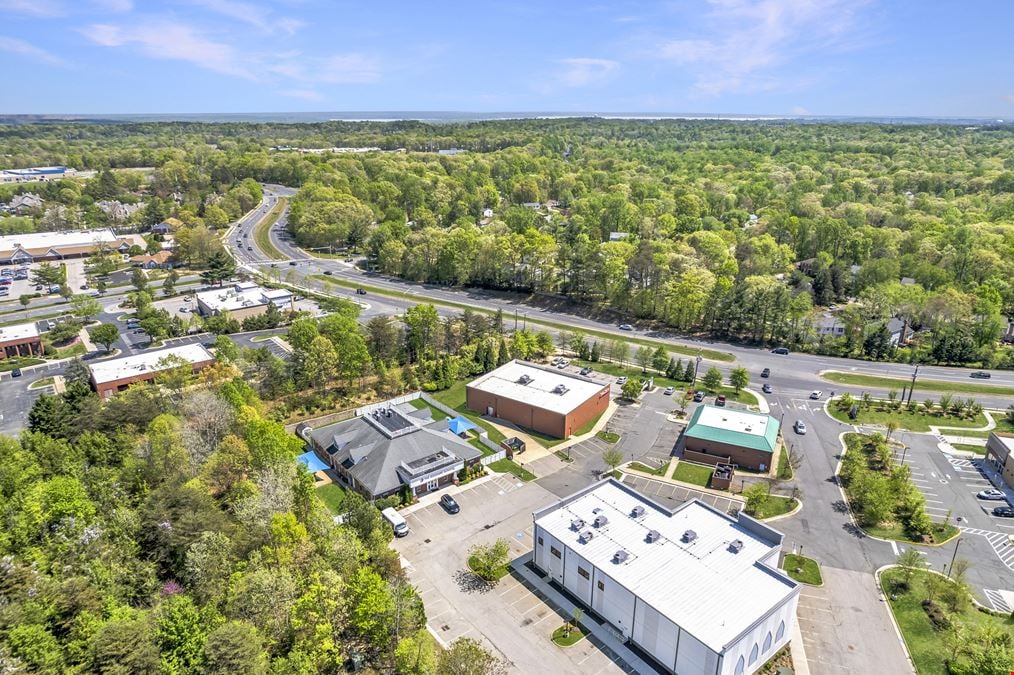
[{"left": 684, "top": 405, "right": 779, "bottom": 454}]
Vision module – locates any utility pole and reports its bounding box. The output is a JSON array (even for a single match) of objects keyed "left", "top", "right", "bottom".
[
  {"left": 691, "top": 352, "right": 703, "bottom": 391},
  {"left": 907, "top": 363, "right": 920, "bottom": 404},
  {"left": 947, "top": 537, "right": 962, "bottom": 578}
]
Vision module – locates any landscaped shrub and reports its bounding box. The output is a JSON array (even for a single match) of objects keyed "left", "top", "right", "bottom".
[{"left": 922, "top": 599, "right": 950, "bottom": 630}]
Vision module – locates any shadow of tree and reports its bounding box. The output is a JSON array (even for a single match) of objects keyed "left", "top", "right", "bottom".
[
  {"left": 831, "top": 500, "right": 849, "bottom": 514},
  {"left": 842, "top": 522, "right": 866, "bottom": 539},
  {"left": 453, "top": 568, "right": 495, "bottom": 595}
]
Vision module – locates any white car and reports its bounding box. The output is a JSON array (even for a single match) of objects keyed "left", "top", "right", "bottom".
[
  {"left": 557, "top": 359, "right": 570, "bottom": 369},
  {"left": 794, "top": 420, "right": 807, "bottom": 435},
  {"left": 809, "top": 391, "right": 822, "bottom": 400},
  {"left": 977, "top": 489, "right": 1007, "bottom": 501}
]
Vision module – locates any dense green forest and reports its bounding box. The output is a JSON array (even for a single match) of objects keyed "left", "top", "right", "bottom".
[{"left": 2, "top": 118, "right": 1012, "bottom": 368}]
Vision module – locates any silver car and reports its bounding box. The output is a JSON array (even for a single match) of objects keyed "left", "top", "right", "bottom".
[
  {"left": 977, "top": 489, "right": 1007, "bottom": 501},
  {"left": 794, "top": 420, "right": 807, "bottom": 435}
]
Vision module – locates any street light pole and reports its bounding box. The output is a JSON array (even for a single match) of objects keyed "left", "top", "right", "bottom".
[
  {"left": 947, "top": 537, "right": 962, "bottom": 578},
  {"left": 907, "top": 363, "right": 920, "bottom": 404},
  {"left": 692, "top": 352, "right": 702, "bottom": 390}
]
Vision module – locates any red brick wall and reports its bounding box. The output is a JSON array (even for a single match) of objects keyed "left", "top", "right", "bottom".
[
  {"left": 467, "top": 382, "right": 610, "bottom": 439},
  {"left": 93, "top": 358, "right": 215, "bottom": 399},
  {"left": 683, "top": 437, "right": 773, "bottom": 471},
  {"left": 563, "top": 385, "right": 610, "bottom": 437}
]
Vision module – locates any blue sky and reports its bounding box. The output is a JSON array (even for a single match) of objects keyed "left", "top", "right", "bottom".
[{"left": 1, "top": 0, "right": 1012, "bottom": 116}]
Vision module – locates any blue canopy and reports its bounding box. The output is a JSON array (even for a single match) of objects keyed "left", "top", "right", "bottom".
[
  {"left": 447, "top": 416, "right": 477, "bottom": 435},
  {"left": 296, "top": 450, "right": 329, "bottom": 473}
]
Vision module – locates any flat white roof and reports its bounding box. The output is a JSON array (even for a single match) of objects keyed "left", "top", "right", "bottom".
[
  {"left": 695, "top": 405, "right": 771, "bottom": 438},
  {"left": 89, "top": 343, "right": 214, "bottom": 384},
  {"left": 196, "top": 283, "right": 287, "bottom": 312},
  {"left": 0, "top": 228, "right": 122, "bottom": 251},
  {"left": 468, "top": 360, "right": 607, "bottom": 415},
  {"left": 0, "top": 322, "right": 40, "bottom": 343},
  {"left": 991, "top": 433, "right": 1014, "bottom": 454},
  {"left": 534, "top": 480, "right": 797, "bottom": 652}
]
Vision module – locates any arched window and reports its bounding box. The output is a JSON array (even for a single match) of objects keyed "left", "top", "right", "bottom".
[
  {"left": 735, "top": 655, "right": 745, "bottom": 675},
  {"left": 749, "top": 643, "right": 760, "bottom": 665},
  {"left": 763, "top": 631, "right": 773, "bottom": 653},
  {"left": 776, "top": 620, "right": 786, "bottom": 641}
]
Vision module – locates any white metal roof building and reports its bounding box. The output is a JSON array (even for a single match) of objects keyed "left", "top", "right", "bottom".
[
  {"left": 0, "top": 322, "right": 40, "bottom": 344},
  {"left": 89, "top": 344, "right": 215, "bottom": 398},
  {"left": 195, "top": 283, "right": 292, "bottom": 317},
  {"left": 532, "top": 479, "right": 798, "bottom": 675}
]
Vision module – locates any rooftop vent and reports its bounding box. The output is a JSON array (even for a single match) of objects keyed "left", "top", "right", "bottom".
[
  {"left": 570, "top": 518, "right": 585, "bottom": 531},
  {"left": 552, "top": 384, "right": 569, "bottom": 395},
  {"left": 594, "top": 515, "right": 609, "bottom": 528},
  {"left": 517, "top": 374, "right": 533, "bottom": 385},
  {"left": 744, "top": 426, "right": 752, "bottom": 432},
  {"left": 729, "top": 539, "right": 744, "bottom": 553},
  {"left": 630, "top": 505, "right": 645, "bottom": 518},
  {"left": 646, "top": 530, "right": 661, "bottom": 543},
  {"left": 682, "top": 530, "right": 698, "bottom": 543},
  {"left": 613, "top": 549, "right": 629, "bottom": 564},
  {"left": 579, "top": 530, "right": 594, "bottom": 544}
]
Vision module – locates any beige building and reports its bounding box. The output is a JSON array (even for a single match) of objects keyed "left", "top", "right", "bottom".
[
  {"left": 985, "top": 433, "right": 1014, "bottom": 489},
  {"left": 0, "top": 322, "right": 43, "bottom": 359},
  {"left": 88, "top": 343, "right": 215, "bottom": 399},
  {"left": 195, "top": 282, "right": 293, "bottom": 321}
]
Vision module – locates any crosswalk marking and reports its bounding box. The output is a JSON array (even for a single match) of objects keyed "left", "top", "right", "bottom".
[
  {"left": 984, "top": 589, "right": 1012, "bottom": 613},
  {"left": 960, "top": 526, "right": 1014, "bottom": 572}
]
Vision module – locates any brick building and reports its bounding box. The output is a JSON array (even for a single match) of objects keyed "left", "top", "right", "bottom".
[
  {"left": 88, "top": 343, "right": 215, "bottom": 399},
  {"left": 985, "top": 433, "right": 1014, "bottom": 490},
  {"left": 680, "top": 405, "right": 780, "bottom": 472},
  {"left": 0, "top": 229, "right": 136, "bottom": 264},
  {"left": 466, "top": 360, "right": 611, "bottom": 439},
  {"left": 0, "top": 322, "right": 43, "bottom": 359}
]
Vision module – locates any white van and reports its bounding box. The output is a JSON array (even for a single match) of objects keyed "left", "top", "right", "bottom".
[{"left": 381, "top": 507, "right": 409, "bottom": 537}]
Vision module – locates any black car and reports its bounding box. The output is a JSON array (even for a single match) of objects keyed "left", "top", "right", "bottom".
[
  {"left": 324, "top": 270, "right": 334, "bottom": 276},
  {"left": 356, "top": 288, "right": 367, "bottom": 295},
  {"left": 970, "top": 371, "right": 991, "bottom": 379},
  {"left": 11, "top": 368, "right": 22, "bottom": 378},
  {"left": 771, "top": 347, "right": 789, "bottom": 355},
  {"left": 994, "top": 506, "right": 1014, "bottom": 518},
  {"left": 289, "top": 261, "right": 297, "bottom": 266},
  {"left": 440, "top": 494, "right": 460, "bottom": 514},
  {"left": 761, "top": 368, "right": 770, "bottom": 378}
]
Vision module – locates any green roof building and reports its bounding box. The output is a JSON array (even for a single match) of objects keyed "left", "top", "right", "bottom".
[{"left": 681, "top": 405, "right": 780, "bottom": 472}]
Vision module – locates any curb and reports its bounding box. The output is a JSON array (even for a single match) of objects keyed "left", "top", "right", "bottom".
[
  {"left": 762, "top": 498, "right": 803, "bottom": 523},
  {"left": 874, "top": 565, "right": 918, "bottom": 675}
]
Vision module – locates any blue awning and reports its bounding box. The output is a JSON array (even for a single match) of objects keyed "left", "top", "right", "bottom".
[
  {"left": 447, "top": 416, "right": 477, "bottom": 435},
  {"left": 297, "top": 450, "right": 329, "bottom": 473}
]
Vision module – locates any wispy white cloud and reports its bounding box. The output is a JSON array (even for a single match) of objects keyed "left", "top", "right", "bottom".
[
  {"left": 557, "top": 57, "right": 620, "bottom": 87},
  {"left": 0, "top": 0, "right": 66, "bottom": 16},
  {"left": 91, "top": 0, "right": 133, "bottom": 11},
  {"left": 268, "top": 53, "right": 381, "bottom": 84},
  {"left": 650, "top": 0, "right": 873, "bottom": 96},
  {"left": 1005, "top": 94, "right": 1014, "bottom": 103},
  {"left": 280, "top": 88, "right": 322, "bottom": 101},
  {"left": 185, "top": 0, "right": 303, "bottom": 35},
  {"left": 0, "top": 35, "right": 66, "bottom": 65},
  {"left": 82, "top": 20, "right": 254, "bottom": 79}
]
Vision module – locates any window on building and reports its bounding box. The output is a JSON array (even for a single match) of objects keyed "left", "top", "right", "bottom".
[
  {"left": 776, "top": 620, "right": 785, "bottom": 642},
  {"left": 551, "top": 546, "right": 561, "bottom": 559},
  {"left": 763, "top": 631, "right": 772, "bottom": 653},
  {"left": 426, "top": 479, "right": 438, "bottom": 491},
  {"left": 597, "top": 580, "right": 604, "bottom": 591},
  {"left": 734, "top": 656, "right": 745, "bottom": 675},
  {"left": 537, "top": 536, "right": 543, "bottom": 545},
  {"left": 749, "top": 643, "right": 759, "bottom": 665},
  {"left": 578, "top": 566, "right": 589, "bottom": 579}
]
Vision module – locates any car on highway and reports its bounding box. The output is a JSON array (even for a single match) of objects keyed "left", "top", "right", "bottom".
[
  {"left": 761, "top": 367, "right": 770, "bottom": 378},
  {"left": 809, "top": 390, "right": 822, "bottom": 400},
  {"left": 715, "top": 394, "right": 727, "bottom": 406},
  {"left": 762, "top": 383, "right": 772, "bottom": 394},
  {"left": 618, "top": 323, "right": 633, "bottom": 331},
  {"left": 771, "top": 347, "right": 789, "bottom": 355},
  {"left": 993, "top": 506, "right": 1014, "bottom": 518},
  {"left": 246, "top": 246, "right": 253, "bottom": 250},
  {"left": 439, "top": 494, "right": 460, "bottom": 514},
  {"left": 693, "top": 390, "right": 705, "bottom": 402},
  {"left": 794, "top": 420, "right": 807, "bottom": 434},
  {"left": 977, "top": 489, "right": 1007, "bottom": 501},
  {"left": 356, "top": 288, "right": 367, "bottom": 295},
  {"left": 324, "top": 270, "right": 333, "bottom": 275},
  {"left": 579, "top": 366, "right": 593, "bottom": 376},
  {"left": 663, "top": 386, "right": 675, "bottom": 395},
  {"left": 970, "top": 371, "right": 991, "bottom": 379},
  {"left": 289, "top": 261, "right": 297, "bottom": 266},
  {"left": 617, "top": 376, "right": 628, "bottom": 385}
]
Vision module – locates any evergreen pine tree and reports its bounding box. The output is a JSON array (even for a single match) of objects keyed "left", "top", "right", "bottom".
[{"left": 590, "top": 341, "right": 601, "bottom": 362}]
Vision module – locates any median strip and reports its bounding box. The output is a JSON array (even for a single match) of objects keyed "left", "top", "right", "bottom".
[
  {"left": 821, "top": 370, "right": 1014, "bottom": 397},
  {"left": 253, "top": 197, "right": 289, "bottom": 260}
]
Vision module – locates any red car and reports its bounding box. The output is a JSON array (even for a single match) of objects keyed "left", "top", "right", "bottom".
[{"left": 716, "top": 395, "right": 727, "bottom": 406}]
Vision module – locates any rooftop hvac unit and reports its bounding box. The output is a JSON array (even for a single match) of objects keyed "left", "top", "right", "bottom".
[
  {"left": 728, "top": 539, "right": 745, "bottom": 553},
  {"left": 579, "top": 530, "right": 594, "bottom": 544},
  {"left": 517, "top": 374, "right": 533, "bottom": 385},
  {"left": 682, "top": 530, "right": 698, "bottom": 543},
  {"left": 552, "top": 384, "right": 569, "bottom": 395},
  {"left": 594, "top": 515, "right": 609, "bottom": 528},
  {"left": 630, "top": 505, "right": 645, "bottom": 518},
  {"left": 613, "top": 549, "right": 629, "bottom": 564},
  {"left": 571, "top": 518, "right": 585, "bottom": 531},
  {"left": 646, "top": 530, "right": 661, "bottom": 543}
]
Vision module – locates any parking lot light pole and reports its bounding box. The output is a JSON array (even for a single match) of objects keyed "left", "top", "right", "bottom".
[
  {"left": 692, "top": 352, "right": 702, "bottom": 390},
  {"left": 907, "top": 363, "right": 920, "bottom": 404},
  {"left": 947, "top": 537, "right": 962, "bottom": 578}
]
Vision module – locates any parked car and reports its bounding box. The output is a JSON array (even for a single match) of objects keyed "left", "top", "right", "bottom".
[
  {"left": 80, "top": 283, "right": 89, "bottom": 290},
  {"left": 977, "top": 489, "right": 1007, "bottom": 501},
  {"left": 771, "top": 347, "right": 790, "bottom": 355},
  {"left": 439, "top": 494, "right": 460, "bottom": 514},
  {"left": 693, "top": 390, "right": 705, "bottom": 402},
  {"left": 556, "top": 359, "right": 569, "bottom": 369},
  {"left": 617, "top": 376, "right": 628, "bottom": 385},
  {"left": 761, "top": 367, "right": 770, "bottom": 378},
  {"left": 550, "top": 357, "right": 562, "bottom": 366},
  {"left": 11, "top": 368, "right": 22, "bottom": 378},
  {"left": 579, "top": 366, "right": 592, "bottom": 376},
  {"left": 179, "top": 307, "right": 189, "bottom": 313},
  {"left": 715, "top": 395, "right": 727, "bottom": 406},
  {"left": 618, "top": 323, "right": 633, "bottom": 331},
  {"left": 970, "top": 371, "right": 991, "bottom": 379},
  {"left": 0, "top": 279, "right": 10, "bottom": 286},
  {"left": 762, "top": 383, "right": 772, "bottom": 394},
  {"left": 993, "top": 506, "right": 1014, "bottom": 518},
  {"left": 663, "top": 386, "right": 675, "bottom": 395},
  {"left": 794, "top": 420, "right": 807, "bottom": 434},
  {"left": 381, "top": 507, "right": 410, "bottom": 536},
  {"left": 809, "top": 390, "right": 822, "bottom": 400},
  {"left": 356, "top": 288, "right": 367, "bottom": 295}
]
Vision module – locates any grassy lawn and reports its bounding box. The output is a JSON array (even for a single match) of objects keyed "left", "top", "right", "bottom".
[
  {"left": 748, "top": 495, "right": 798, "bottom": 520},
  {"left": 315, "top": 483, "right": 347, "bottom": 515},
  {"left": 252, "top": 197, "right": 288, "bottom": 260},
  {"left": 27, "top": 376, "right": 55, "bottom": 390},
  {"left": 467, "top": 554, "right": 509, "bottom": 581},
  {"left": 408, "top": 397, "right": 449, "bottom": 421},
  {"left": 429, "top": 381, "right": 507, "bottom": 443},
  {"left": 52, "top": 342, "right": 86, "bottom": 359},
  {"left": 822, "top": 370, "right": 1014, "bottom": 397},
  {"left": 597, "top": 430, "right": 620, "bottom": 443},
  {"left": 881, "top": 568, "right": 1014, "bottom": 675},
  {"left": 488, "top": 459, "right": 536, "bottom": 481},
  {"left": 628, "top": 461, "right": 669, "bottom": 476},
  {"left": 949, "top": 442, "right": 987, "bottom": 455},
  {"left": 0, "top": 357, "right": 45, "bottom": 372},
  {"left": 572, "top": 410, "right": 605, "bottom": 437},
  {"left": 828, "top": 405, "right": 987, "bottom": 432},
  {"left": 948, "top": 420, "right": 1014, "bottom": 439},
  {"left": 551, "top": 624, "right": 587, "bottom": 647},
  {"left": 776, "top": 448, "right": 793, "bottom": 480},
  {"left": 782, "top": 554, "right": 822, "bottom": 585},
  {"left": 574, "top": 359, "right": 684, "bottom": 390},
  {"left": 672, "top": 461, "right": 714, "bottom": 487},
  {"left": 864, "top": 522, "right": 958, "bottom": 545},
  {"left": 299, "top": 274, "right": 735, "bottom": 361}
]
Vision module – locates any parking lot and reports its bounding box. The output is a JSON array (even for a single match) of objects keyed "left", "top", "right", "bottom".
[
  {"left": 620, "top": 473, "right": 743, "bottom": 514},
  {"left": 392, "top": 476, "right": 632, "bottom": 674},
  {"left": 0, "top": 258, "right": 92, "bottom": 305}
]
